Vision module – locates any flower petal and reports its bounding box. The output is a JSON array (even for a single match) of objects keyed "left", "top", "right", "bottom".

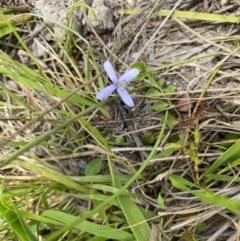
[
  {"left": 104, "top": 61, "right": 118, "bottom": 83},
  {"left": 117, "top": 88, "right": 134, "bottom": 107},
  {"left": 119, "top": 68, "right": 140, "bottom": 83},
  {"left": 96, "top": 84, "right": 117, "bottom": 100}
]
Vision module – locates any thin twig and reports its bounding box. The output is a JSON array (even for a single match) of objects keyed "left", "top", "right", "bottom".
[{"left": 117, "top": 99, "right": 149, "bottom": 158}]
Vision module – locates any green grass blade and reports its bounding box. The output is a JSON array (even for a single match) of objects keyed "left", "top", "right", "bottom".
[
  {"left": 206, "top": 174, "right": 240, "bottom": 182},
  {"left": 169, "top": 174, "right": 240, "bottom": 213},
  {"left": 42, "top": 210, "right": 134, "bottom": 240},
  {"left": 108, "top": 158, "right": 151, "bottom": 241},
  {"left": 15, "top": 161, "right": 90, "bottom": 193},
  {"left": 123, "top": 8, "right": 240, "bottom": 23},
  {"left": 0, "top": 200, "right": 38, "bottom": 241},
  {"left": 79, "top": 117, "right": 112, "bottom": 153},
  {"left": 45, "top": 112, "right": 169, "bottom": 240},
  {"left": 0, "top": 14, "right": 33, "bottom": 29},
  {"left": 203, "top": 139, "right": 240, "bottom": 177},
  {"left": 155, "top": 9, "right": 240, "bottom": 23},
  {"left": 0, "top": 27, "right": 13, "bottom": 37},
  {"left": 0, "top": 97, "right": 114, "bottom": 167}
]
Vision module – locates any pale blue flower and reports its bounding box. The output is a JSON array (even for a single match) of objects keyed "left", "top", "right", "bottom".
[{"left": 96, "top": 61, "right": 140, "bottom": 107}]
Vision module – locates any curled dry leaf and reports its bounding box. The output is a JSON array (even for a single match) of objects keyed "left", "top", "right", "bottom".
[
  {"left": 178, "top": 98, "right": 192, "bottom": 112},
  {"left": 145, "top": 169, "right": 177, "bottom": 185}
]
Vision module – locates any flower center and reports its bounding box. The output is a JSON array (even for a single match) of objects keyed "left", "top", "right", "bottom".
[{"left": 118, "top": 81, "right": 126, "bottom": 90}]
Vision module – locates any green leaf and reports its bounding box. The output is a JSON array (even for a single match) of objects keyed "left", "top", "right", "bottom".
[
  {"left": 196, "top": 222, "right": 207, "bottom": 231},
  {"left": 166, "top": 85, "right": 176, "bottom": 97},
  {"left": 135, "top": 73, "right": 146, "bottom": 81},
  {"left": 157, "top": 79, "right": 165, "bottom": 87},
  {"left": 79, "top": 118, "right": 112, "bottom": 153},
  {"left": 16, "top": 161, "right": 90, "bottom": 193},
  {"left": 153, "top": 101, "right": 169, "bottom": 111},
  {"left": 146, "top": 72, "right": 155, "bottom": 81},
  {"left": 157, "top": 193, "right": 165, "bottom": 209},
  {"left": 206, "top": 174, "right": 240, "bottom": 182},
  {"left": 13, "top": 204, "right": 38, "bottom": 241},
  {"left": 0, "top": 26, "right": 13, "bottom": 37},
  {"left": 85, "top": 157, "right": 103, "bottom": 176},
  {"left": 141, "top": 133, "right": 155, "bottom": 145},
  {"left": 0, "top": 200, "right": 38, "bottom": 241},
  {"left": 169, "top": 174, "right": 198, "bottom": 190},
  {"left": 154, "top": 9, "right": 240, "bottom": 23},
  {"left": 203, "top": 139, "right": 240, "bottom": 177},
  {"left": 124, "top": 9, "right": 240, "bottom": 24},
  {"left": 153, "top": 141, "right": 183, "bottom": 159},
  {"left": 115, "top": 136, "right": 125, "bottom": 144},
  {"left": 42, "top": 210, "right": 133, "bottom": 240},
  {"left": 195, "top": 191, "right": 239, "bottom": 213},
  {"left": 169, "top": 175, "right": 240, "bottom": 213},
  {"left": 131, "top": 61, "right": 147, "bottom": 72},
  {"left": 145, "top": 88, "right": 160, "bottom": 97},
  {"left": 108, "top": 157, "right": 151, "bottom": 241},
  {"left": 163, "top": 113, "right": 177, "bottom": 129}
]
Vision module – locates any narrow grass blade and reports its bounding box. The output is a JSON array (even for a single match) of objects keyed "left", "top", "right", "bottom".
[
  {"left": 108, "top": 158, "right": 151, "bottom": 241},
  {"left": 0, "top": 14, "right": 33, "bottom": 29},
  {"left": 207, "top": 174, "right": 240, "bottom": 182},
  {"left": 169, "top": 174, "right": 240, "bottom": 213},
  {"left": 154, "top": 9, "right": 240, "bottom": 23},
  {"left": 79, "top": 117, "right": 112, "bottom": 153},
  {"left": 43, "top": 112, "right": 169, "bottom": 241},
  {"left": 16, "top": 161, "right": 90, "bottom": 193},
  {"left": 123, "top": 8, "right": 240, "bottom": 23},
  {"left": 68, "top": 174, "right": 131, "bottom": 183},
  {"left": 0, "top": 27, "right": 12, "bottom": 37},
  {"left": 0, "top": 200, "right": 38, "bottom": 241},
  {"left": 42, "top": 210, "right": 134, "bottom": 240},
  {"left": 203, "top": 139, "right": 240, "bottom": 177}
]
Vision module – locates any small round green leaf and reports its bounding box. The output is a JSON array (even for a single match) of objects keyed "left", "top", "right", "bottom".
[
  {"left": 141, "top": 133, "right": 155, "bottom": 145},
  {"left": 196, "top": 222, "right": 207, "bottom": 231},
  {"left": 136, "top": 73, "right": 146, "bottom": 81},
  {"left": 145, "top": 88, "right": 160, "bottom": 97},
  {"left": 166, "top": 85, "right": 176, "bottom": 97},
  {"left": 115, "top": 136, "right": 124, "bottom": 144},
  {"left": 157, "top": 79, "right": 165, "bottom": 87},
  {"left": 131, "top": 61, "right": 147, "bottom": 71},
  {"left": 153, "top": 101, "right": 169, "bottom": 111},
  {"left": 164, "top": 114, "right": 177, "bottom": 129}
]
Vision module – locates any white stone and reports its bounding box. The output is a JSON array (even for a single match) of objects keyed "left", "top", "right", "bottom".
[
  {"left": 82, "top": 0, "right": 114, "bottom": 33},
  {"left": 34, "top": 0, "right": 82, "bottom": 39},
  {"left": 33, "top": 0, "right": 114, "bottom": 37}
]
